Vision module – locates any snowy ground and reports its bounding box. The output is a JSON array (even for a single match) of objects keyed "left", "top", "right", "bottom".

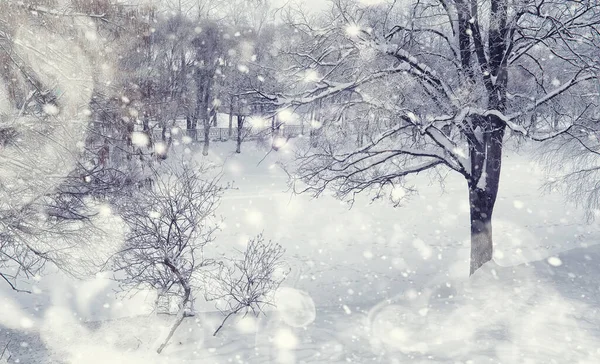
[{"left": 2, "top": 139, "right": 600, "bottom": 363}]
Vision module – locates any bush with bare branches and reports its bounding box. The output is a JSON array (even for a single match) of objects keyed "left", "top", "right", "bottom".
[{"left": 207, "top": 234, "right": 289, "bottom": 336}]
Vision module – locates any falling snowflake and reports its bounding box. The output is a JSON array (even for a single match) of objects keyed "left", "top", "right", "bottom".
[
  {"left": 547, "top": 256, "right": 562, "bottom": 267},
  {"left": 345, "top": 24, "right": 361, "bottom": 37},
  {"left": 131, "top": 132, "right": 149, "bottom": 147},
  {"left": 43, "top": 104, "right": 60, "bottom": 116}
]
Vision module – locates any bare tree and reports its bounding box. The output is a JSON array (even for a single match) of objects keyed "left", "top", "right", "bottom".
[
  {"left": 207, "top": 234, "right": 289, "bottom": 336},
  {"left": 266, "top": 0, "right": 600, "bottom": 274},
  {"left": 111, "top": 159, "right": 225, "bottom": 353}
]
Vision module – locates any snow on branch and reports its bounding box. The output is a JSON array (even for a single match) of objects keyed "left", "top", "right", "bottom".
[
  {"left": 265, "top": 64, "right": 411, "bottom": 107},
  {"left": 508, "top": 73, "right": 596, "bottom": 120},
  {"left": 469, "top": 71, "right": 596, "bottom": 140},
  {"left": 371, "top": 42, "right": 458, "bottom": 107}
]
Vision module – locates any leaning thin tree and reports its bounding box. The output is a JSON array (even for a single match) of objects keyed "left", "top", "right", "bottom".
[
  {"left": 112, "top": 160, "right": 225, "bottom": 353},
  {"left": 266, "top": 0, "right": 600, "bottom": 274}
]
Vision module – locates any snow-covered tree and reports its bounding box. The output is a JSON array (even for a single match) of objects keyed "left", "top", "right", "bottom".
[{"left": 270, "top": 0, "right": 600, "bottom": 274}]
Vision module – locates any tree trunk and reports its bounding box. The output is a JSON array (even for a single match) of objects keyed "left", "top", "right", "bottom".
[
  {"left": 236, "top": 115, "right": 243, "bottom": 153},
  {"left": 211, "top": 101, "right": 218, "bottom": 127},
  {"left": 161, "top": 123, "right": 167, "bottom": 143},
  {"left": 228, "top": 105, "right": 233, "bottom": 139},
  {"left": 229, "top": 94, "right": 238, "bottom": 140},
  {"left": 202, "top": 118, "right": 210, "bottom": 156},
  {"left": 468, "top": 185, "right": 494, "bottom": 275},
  {"left": 309, "top": 104, "right": 315, "bottom": 144},
  {"left": 467, "top": 115, "right": 505, "bottom": 275},
  {"left": 463, "top": 0, "right": 508, "bottom": 275},
  {"left": 157, "top": 260, "right": 192, "bottom": 354},
  {"left": 186, "top": 114, "right": 197, "bottom": 142},
  {"left": 156, "top": 298, "right": 188, "bottom": 354}
]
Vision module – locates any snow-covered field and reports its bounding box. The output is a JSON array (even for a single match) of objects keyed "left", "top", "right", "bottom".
[{"left": 2, "top": 140, "right": 600, "bottom": 363}]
